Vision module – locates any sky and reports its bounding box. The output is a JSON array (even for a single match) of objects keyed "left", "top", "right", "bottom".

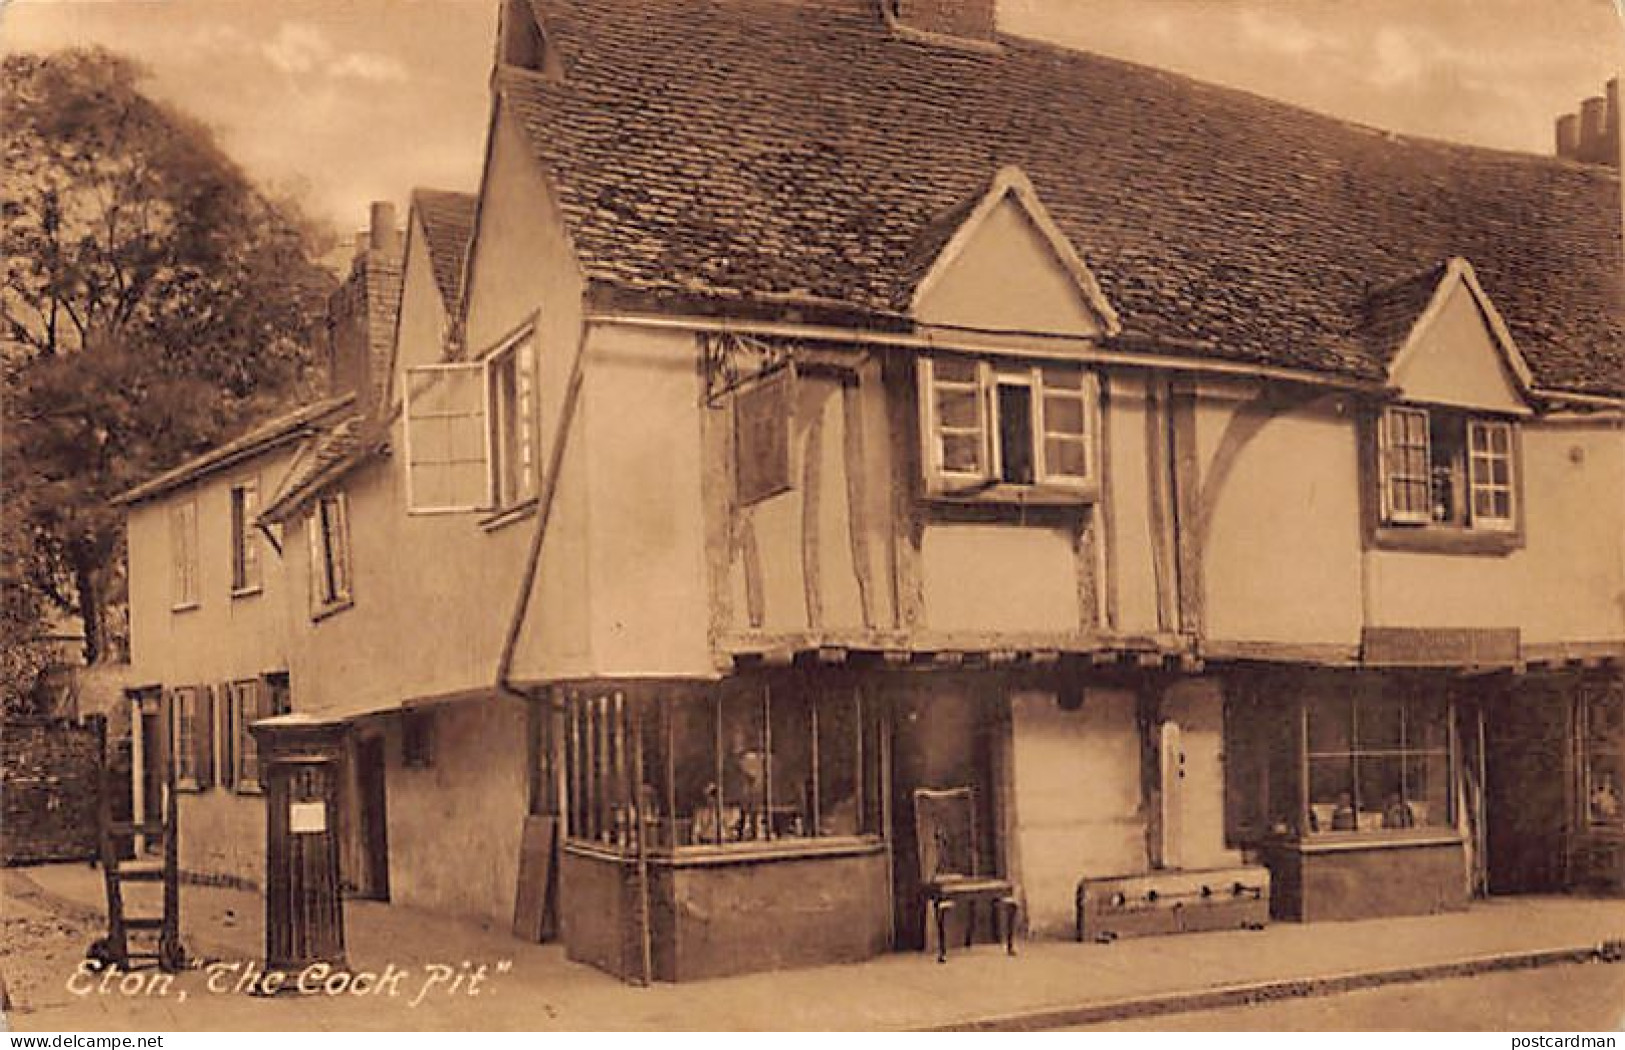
[{"left": 2, "top": 0, "right": 1621, "bottom": 237}]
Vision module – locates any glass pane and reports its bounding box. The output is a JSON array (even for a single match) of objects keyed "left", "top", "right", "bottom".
[
  {"left": 942, "top": 433, "right": 982, "bottom": 474},
  {"left": 1307, "top": 756, "right": 1354, "bottom": 834},
  {"left": 719, "top": 682, "right": 768, "bottom": 841},
  {"left": 450, "top": 414, "right": 487, "bottom": 462},
  {"left": 1041, "top": 366, "right": 1084, "bottom": 390},
  {"left": 1356, "top": 689, "right": 1403, "bottom": 751},
  {"left": 1407, "top": 695, "right": 1448, "bottom": 752},
  {"left": 1046, "top": 438, "right": 1088, "bottom": 479},
  {"left": 1306, "top": 693, "right": 1352, "bottom": 755},
  {"left": 1405, "top": 754, "right": 1450, "bottom": 828},
  {"left": 637, "top": 702, "right": 671, "bottom": 850},
  {"left": 769, "top": 686, "right": 813, "bottom": 839},
  {"left": 937, "top": 387, "right": 980, "bottom": 429},
  {"left": 672, "top": 696, "right": 719, "bottom": 846},
  {"left": 449, "top": 461, "right": 488, "bottom": 508},
  {"left": 1589, "top": 753, "right": 1624, "bottom": 827},
  {"left": 1356, "top": 756, "right": 1404, "bottom": 831},
  {"left": 817, "top": 690, "right": 861, "bottom": 837},
  {"left": 412, "top": 416, "right": 452, "bottom": 465},
  {"left": 412, "top": 465, "right": 450, "bottom": 511},
  {"left": 934, "top": 357, "right": 978, "bottom": 384},
  {"left": 1490, "top": 425, "right": 1509, "bottom": 453},
  {"left": 1490, "top": 459, "right": 1509, "bottom": 485},
  {"left": 1492, "top": 492, "right": 1511, "bottom": 519},
  {"left": 1043, "top": 395, "right": 1085, "bottom": 435}
]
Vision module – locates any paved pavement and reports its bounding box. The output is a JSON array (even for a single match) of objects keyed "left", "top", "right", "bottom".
[
  {"left": 3, "top": 862, "right": 1624, "bottom": 1031},
  {"left": 1072, "top": 964, "right": 1625, "bottom": 1031}
]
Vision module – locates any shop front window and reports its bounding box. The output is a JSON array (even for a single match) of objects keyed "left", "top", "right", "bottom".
[
  {"left": 1583, "top": 682, "right": 1624, "bottom": 830},
  {"left": 563, "top": 679, "right": 883, "bottom": 855},
  {"left": 1303, "top": 682, "right": 1451, "bottom": 837}
]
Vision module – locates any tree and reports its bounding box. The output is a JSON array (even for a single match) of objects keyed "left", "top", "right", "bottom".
[{"left": 2, "top": 48, "right": 336, "bottom": 667}]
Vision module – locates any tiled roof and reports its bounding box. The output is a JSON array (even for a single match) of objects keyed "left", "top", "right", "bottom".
[
  {"left": 502, "top": 0, "right": 1623, "bottom": 395},
  {"left": 111, "top": 394, "right": 356, "bottom": 506},
  {"left": 1357, "top": 260, "right": 1453, "bottom": 369},
  {"left": 413, "top": 189, "right": 478, "bottom": 314},
  {"left": 257, "top": 412, "right": 386, "bottom": 524}
]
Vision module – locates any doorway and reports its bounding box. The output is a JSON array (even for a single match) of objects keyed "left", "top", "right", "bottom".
[
  {"left": 1482, "top": 681, "right": 1571, "bottom": 895},
  {"left": 353, "top": 735, "right": 391, "bottom": 900}
]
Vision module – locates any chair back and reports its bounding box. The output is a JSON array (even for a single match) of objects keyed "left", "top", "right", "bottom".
[{"left": 913, "top": 785, "right": 980, "bottom": 884}]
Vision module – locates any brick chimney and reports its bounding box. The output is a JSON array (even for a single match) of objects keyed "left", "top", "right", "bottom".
[
  {"left": 326, "top": 201, "right": 404, "bottom": 417},
  {"left": 884, "top": 0, "right": 998, "bottom": 46},
  {"left": 1556, "top": 79, "right": 1620, "bottom": 168}
]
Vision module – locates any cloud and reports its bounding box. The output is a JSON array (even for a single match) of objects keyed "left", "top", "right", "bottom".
[
  {"left": 262, "top": 21, "right": 407, "bottom": 83},
  {"left": 1233, "top": 9, "right": 1338, "bottom": 60}
]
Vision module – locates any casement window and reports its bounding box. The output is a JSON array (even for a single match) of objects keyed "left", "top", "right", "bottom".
[
  {"left": 1379, "top": 405, "right": 1516, "bottom": 532},
  {"left": 230, "top": 480, "right": 262, "bottom": 595},
  {"left": 489, "top": 336, "right": 537, "bottom": 510},
  {"left": 403, "top": 328, "right": 536, "bottom": 514},
  {"left": 563, "top": 681, "right": 883, "bottom": 853},
  {"left": 308, "top": 492, "right": 353, "bottom": 617},
  {"left": 227, "top": 679, "right": 262, "bottom": 792},
  {"left": 170, "top": 685, "right": 214, "bottom": 791},
  {"left": 170, "top": 498, "right": 200, "bottom": 610},
  {"left": 918, "top": 356, "right": 1096, "bottom": 497}
]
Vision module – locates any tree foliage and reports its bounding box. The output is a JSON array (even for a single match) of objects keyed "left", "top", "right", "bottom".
[{"left": 2, "top": 48, "right": 336, "bottom": 670}]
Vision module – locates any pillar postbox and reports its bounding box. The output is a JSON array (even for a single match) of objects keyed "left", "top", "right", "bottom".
[{"left": 250, "top": 713, "right": 347, "bottom": 976}]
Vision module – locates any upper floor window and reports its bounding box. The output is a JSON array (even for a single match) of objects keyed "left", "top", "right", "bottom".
[
  {"left": 230, "top": 479, "right": 262, "bottom": 595},
  {"left": 309, "top": 492, "right": 353, "bottom": 618},
  {"left": 403, "top": 327, "right": 536, "bottom": 515},
  {"left": 917, "top": 356, "right": 1096, "bottom": 500},
  {"left": 1379, "top": 405, "right": 1517, "bottom": 534},
  {"left": 170, "top": 498, "right": 200, "bottom": 611}
]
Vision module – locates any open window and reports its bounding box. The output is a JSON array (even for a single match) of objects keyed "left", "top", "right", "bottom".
[
  {"left": 1377, "top": 405, "right": 1518, "bottom": 543},
  {"left": 230, "top": 479, "right": 262, "bottom": 596},
  {"left": 403, "top": 328, "right": 537, "bottom": 515},
  {"left": 918, "top": 356, "right": 1097, "bottom": 500},
  {"left": 308, "top": 492, "right": 353, "bottom": 618}
]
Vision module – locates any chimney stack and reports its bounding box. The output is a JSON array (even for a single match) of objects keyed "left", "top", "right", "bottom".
[
  {"left": 1554, "top": 80, "right": 1620, "bottom": 169},
  {"left": 884, "top": 0, "right": 997, "bottom": 46},
  {"left": 1556, "top": 113, "right": 1580, "bottom": 160},
  {"left": 326, "top": 200, "right": 405, "bottom": 415},
  {"left": 369, "top": 201, "right": 400, "bottom": 255}
]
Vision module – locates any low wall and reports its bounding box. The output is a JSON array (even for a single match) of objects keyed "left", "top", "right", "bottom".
[{"left": 2, "top": 717, "right": 104, "bottom": 864}]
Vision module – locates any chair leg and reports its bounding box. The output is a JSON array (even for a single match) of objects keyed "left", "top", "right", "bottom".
[
  {"left": 934, "top": 899, "right": 954, "bottom": 963},
  {"left": 964, "top": 898, "right": 976, "bottom": 948},
  {"left": 1000, "top": 896, "right": 1018, "bottom": 956}
]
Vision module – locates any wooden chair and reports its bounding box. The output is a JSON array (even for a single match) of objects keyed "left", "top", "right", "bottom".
[{"left": 913, "top": 786, "right": 1018, "bottom": 962}]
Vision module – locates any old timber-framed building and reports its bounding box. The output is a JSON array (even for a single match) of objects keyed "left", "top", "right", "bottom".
[{"left": 117, "top": 0, "right": 1624, "bottom": 982}]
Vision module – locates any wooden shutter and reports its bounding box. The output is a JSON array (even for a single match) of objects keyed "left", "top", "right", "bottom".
[
  {"left": 194, "top": 686, "right": 215, "bottom": 789},
  {"left": 218, "top": 683, "right": 236, "bottom": 790}
]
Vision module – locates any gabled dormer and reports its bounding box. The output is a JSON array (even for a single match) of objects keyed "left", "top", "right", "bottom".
[
  {"left": 909, "top": 166, "right": 1120, "bottom": 340},
  {"left": 1361, "top": 257, "right": 1537, "bottom": 554},
  {"left": 906, "top": 167, "right": 1116, "bottom": 504}
]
